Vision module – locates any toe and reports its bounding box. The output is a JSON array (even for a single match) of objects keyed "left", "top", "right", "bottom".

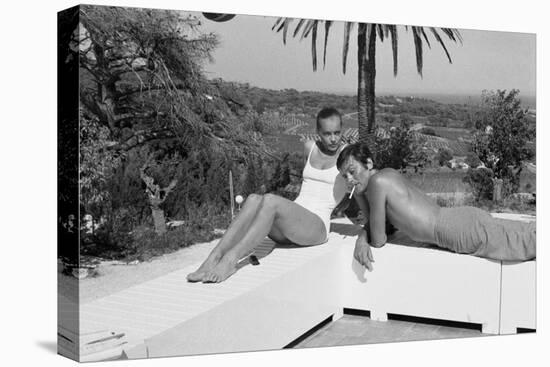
[
  {"left": 203, "top": 273, "right": 214, "bottom": 283},
  {"left": 187, "top": 272, "right": 202, "bottom": 282}
]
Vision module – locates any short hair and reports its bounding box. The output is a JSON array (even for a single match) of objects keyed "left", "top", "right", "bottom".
[
  {"left": 316, "top": 107, "right": 342, "bottom": 130},
  {"left": 336, "top": 143, "right": 374, "bottom": 170}
]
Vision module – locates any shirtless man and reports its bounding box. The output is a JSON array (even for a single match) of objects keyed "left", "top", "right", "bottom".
[
  {"left": 187, "top": 107, "right": 347, "bottom": 283},
  {"left": 336, "top": 143, "right": 536, "bottom": 271}
]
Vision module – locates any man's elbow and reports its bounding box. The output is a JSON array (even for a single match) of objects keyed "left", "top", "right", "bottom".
[
  {"left": 370, "top": 234, "right": 387, "bottom": 248},
  {"left": 370, "top": 241, "right": 386, "bottom": 248}
]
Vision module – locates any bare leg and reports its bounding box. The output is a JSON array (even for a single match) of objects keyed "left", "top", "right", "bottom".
[
  {"left": 203, "top": 194, "right": 327, "bottom": 283},
  {"left": 187, "top": 194, "right": 263, "bottom": 282}
]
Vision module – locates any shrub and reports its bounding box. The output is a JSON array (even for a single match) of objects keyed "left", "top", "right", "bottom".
[
  {"left": 465, "top": 152, "right": 481, "bottom": 168},
  {"left": 374, "top": 123, "right": 416, "bottom": 171},
  {"left": 463, "top": 167, "right": 494, "bottom": 202},
  {"left": 470, "top": 89, "right": 534, "bottom": 198},
  {"left": 82, "top": 203, "right": 230, "bottom": 262},
  {"left": 436, "top": 148, "right": 453, "bottom": 166}
]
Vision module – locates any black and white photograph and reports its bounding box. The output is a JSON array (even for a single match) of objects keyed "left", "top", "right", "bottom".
[
  {"left": 54, "top": 2, "right": 540, "bottom": 362},
  {"left": 2, "top": 0, "right": 544, "bottom": 366}
]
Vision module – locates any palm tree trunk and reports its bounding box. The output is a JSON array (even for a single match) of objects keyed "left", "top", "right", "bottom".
[
  {"left": 358, "top": 24, "right": 377, "bottom": 145},
  {"left": 365, "top": 24, "right": 377, "bottom": 135},
  {"left": 357, "top": 23, "right": 368, "bottom": 143}
]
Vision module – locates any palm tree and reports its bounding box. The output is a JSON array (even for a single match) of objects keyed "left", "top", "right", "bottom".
[{"left": 271, "top": 19, "right": 462, "bottom": 143}]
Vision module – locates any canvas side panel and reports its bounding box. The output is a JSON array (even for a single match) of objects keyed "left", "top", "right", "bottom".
[{"left": 57, "top": 5, "right": 81, "bottom": 362}]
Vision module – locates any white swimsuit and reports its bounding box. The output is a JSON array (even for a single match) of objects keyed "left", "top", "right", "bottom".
[{"left": 293, "top": 144, "right": 347, "bottom": 238}]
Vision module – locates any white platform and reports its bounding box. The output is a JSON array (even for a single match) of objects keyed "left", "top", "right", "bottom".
[
  {"left": 491, "top": 213, "right": 537, "bottom": 334},
  {"left": 340, "top": 239, "right": 502, "bottom": 333},
  {"left": 59, "top": 214, "right": 536, "bottom": 361},
  {"left": 499, "top": 260, "right": 536, "bottom": 333},
  {"left": 75, "top": 238, "right": 344, "bottom": 359}
]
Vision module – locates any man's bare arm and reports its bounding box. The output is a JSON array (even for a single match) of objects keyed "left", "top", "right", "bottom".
[
  {"left": 366, "top": 175, "right": 388, "bottom": 248},
  {"left": 353, "top": 188, "right": 370, "bottom": 227}
]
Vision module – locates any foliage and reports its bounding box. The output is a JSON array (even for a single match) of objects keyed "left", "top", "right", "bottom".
[
  {"left": 463, "top": 167, "right": 494, "bottom": 201},
  {"left": 372, "top": 123, "right": 427, "bottom": 172},
  {"left": 270, "top": 17, "right": 461, "bottom": 137},
  {"left": 436, "top": 148, "right": 453, "bottom": 166},
  {"left": 267, "top": 153, "right": 292, "bottom": 192},
  {"left": 82, "top": 203, "right": 230, "bottom": 261},
  {"left": 465, "top": 152, "right": 481, "bottom": 168},
  {"left": 79, "top": 110, "right": 122, "bottom": 221},
  {"left": 468, "top": 90, "right": 535, "bottom": 198},
  {"left": 75, "top": 6, "right": 276, "bottom": 261}
]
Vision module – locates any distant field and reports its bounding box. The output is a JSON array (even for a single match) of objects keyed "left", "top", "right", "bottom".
[
  {"left": 429, "top": 126, "right": 472, "bottom": 140},
  {"left": 264, "top": 134, "right": 303, "bottom": 154},
  {"left": 416, "top": 135, "right": 471, "bottom": 156}
]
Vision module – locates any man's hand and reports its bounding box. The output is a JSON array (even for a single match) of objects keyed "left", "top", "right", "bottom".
[{"left": 354, "top": 236, "right": 374, "bottom": 271}]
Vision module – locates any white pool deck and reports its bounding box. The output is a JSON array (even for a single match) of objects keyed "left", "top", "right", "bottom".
[{"left": 58, "top": 213, "right": 536, "bottom": 362}]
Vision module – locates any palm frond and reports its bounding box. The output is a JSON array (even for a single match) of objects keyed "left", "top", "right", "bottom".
[
  {"left": 311, "top": 21, "right": 319, "bottom": 71},
  {"left": 430, "top": 27, "right": 453, "bottom": 63},
  {"left": 455, "top": 29, "right": 463, "bottom": 44},
  {"left": 377, "top": 24, "right": 385, "bottom": 42},
  {"left": 282, "top": 18, "right": 293, "bottom": 44},
  {"left": 292, "top": 19, "right": 306, "bottom": 37},
  {"left": 412, "top": 26, "right": 424, "bottom": 77},
  {"left": 342, "top": 22, "right": 354, "bottom": 74},
  {"left": 382, "top": 25, "right": 391, "bottom": 39},
  {"left": 272, "top": 17, "right": 284, "bottom": 31},
  {"left": 441, "top": 28, "right": 456, "bottom": 42},
  {"left": 420, "top": 27, "right": 431, "bottom": 48},
  {"left": 441, "top": 28, "right": 463, "bottom": 44},
  {"left": 301, "top": 19, "right": 317, "bottom": 40},
  {"left": 389, "top": 25, "right": 398, "bottom": 76},
  {"left": 323, "top": 21, "right": 333, "bottom": 69},
  {"left": 275, "top": 19, "right": 287, "bottom": 33}
]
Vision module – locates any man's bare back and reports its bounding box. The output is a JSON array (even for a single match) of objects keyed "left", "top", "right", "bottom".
[{"left": 365, "top": 169, "right": 440, "bottom": 244}]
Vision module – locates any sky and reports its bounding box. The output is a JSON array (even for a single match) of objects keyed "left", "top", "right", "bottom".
[{"left": 196, "top": 13, "right": 536, "bottom": 98}]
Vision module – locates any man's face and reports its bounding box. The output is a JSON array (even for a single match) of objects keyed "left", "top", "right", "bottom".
[
  {"left": 339, "top": 156, "right": 372, "bottom": 193},
  {"left": 317, "top": 116, "right": 342, "bottom": 153}
]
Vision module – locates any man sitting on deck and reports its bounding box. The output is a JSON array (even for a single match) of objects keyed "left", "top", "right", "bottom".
[{"left": 336, "top": 143, "right": 536, "bottom": 271}]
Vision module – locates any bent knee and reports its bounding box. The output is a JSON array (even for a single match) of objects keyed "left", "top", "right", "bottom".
[
  {"left": 246, "top": 193, "right": 262, "bottom": 203},
  {"left": 262, "top": 193, "right": 280, "bottom": 206}
]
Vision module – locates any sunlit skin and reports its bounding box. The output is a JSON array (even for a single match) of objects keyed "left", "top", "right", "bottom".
[
  {"left": 339, "top": 156, "right": 440, "bottom": 271},
  {"left": 315, "top": 115, "right": 342, "bottom": 156},
  {"left": 186, "top": 114, "right": 345, "bottom": 283}
]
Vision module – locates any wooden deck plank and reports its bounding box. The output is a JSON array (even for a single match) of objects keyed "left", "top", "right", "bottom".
[{"left": 75, "top": 240, "right": 344, "bottom": 360}]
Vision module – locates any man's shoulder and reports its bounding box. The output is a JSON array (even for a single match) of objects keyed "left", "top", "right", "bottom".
[
  {"left": 366, "top": 169, "right": 404, "bottom": 198},
  {"left": 370, "top": 168, "right": 401, "bottom": 185}
]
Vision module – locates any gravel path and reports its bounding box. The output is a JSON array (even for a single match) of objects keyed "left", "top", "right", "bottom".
[{"left": 58, "top": 239, "right": 218, "bottom": 304}]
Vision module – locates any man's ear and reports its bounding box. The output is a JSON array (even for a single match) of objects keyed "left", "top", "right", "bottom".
[{"left": 366, "top": 158, "right": 374, "bottom": 170}]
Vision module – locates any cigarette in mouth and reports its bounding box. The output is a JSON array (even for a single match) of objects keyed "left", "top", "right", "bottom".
[{"left": 349, "top": 186, "right": 356, "bottom": 198}]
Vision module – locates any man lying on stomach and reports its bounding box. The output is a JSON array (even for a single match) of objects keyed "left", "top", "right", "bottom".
[{"left": 336, "top": 143, "right": 536, "bottom": 271}]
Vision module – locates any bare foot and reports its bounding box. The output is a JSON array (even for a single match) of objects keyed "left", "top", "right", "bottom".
[
  {"left": 187, "top": 254, "right": 221, "bottom": 282},
  {"left": 202, "top": 257, "right": 238, "bottom": 283}
]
